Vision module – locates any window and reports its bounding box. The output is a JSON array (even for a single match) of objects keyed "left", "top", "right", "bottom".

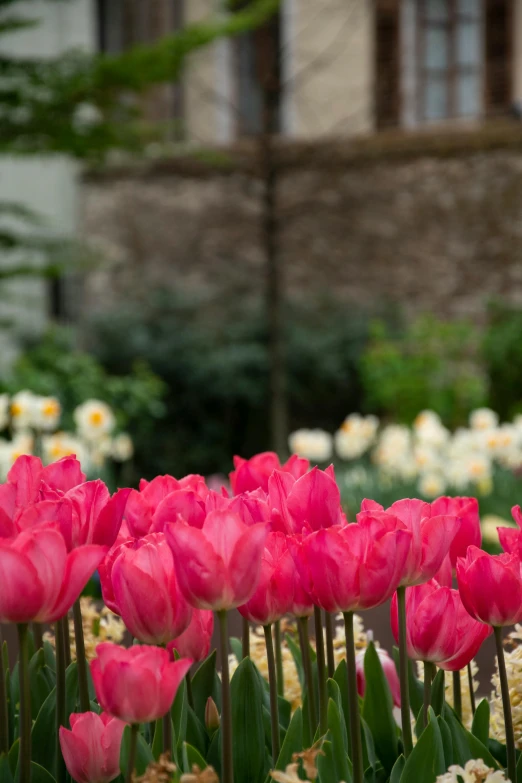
[
  {"left": 419, "top": 0, "right": 483, "bottom": 122},
  {"left": 234, "top": 2, "right": 281, "bottom": 136}
]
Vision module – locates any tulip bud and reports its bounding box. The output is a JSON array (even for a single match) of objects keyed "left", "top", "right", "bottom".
[{"left": 205, "top": 697, "right": 220, "bottom": 733}]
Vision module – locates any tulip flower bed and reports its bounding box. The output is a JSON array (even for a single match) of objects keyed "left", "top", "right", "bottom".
[{"left": 2, "top": 452, "right": 522, "bottom": 783}]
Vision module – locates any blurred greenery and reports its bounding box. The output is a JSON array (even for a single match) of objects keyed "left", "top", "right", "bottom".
[
  {"left": 482, "top": 300, "right": 522, "bottom": 420},
  {"left": 82, "top": 290, "right": 391, "bottom": 478},
  {"left": 360, "top": 315, "right": 489, "bottom": 428},
  {"left": 2, "top": 328, "right": 167, "bottom": 483}
]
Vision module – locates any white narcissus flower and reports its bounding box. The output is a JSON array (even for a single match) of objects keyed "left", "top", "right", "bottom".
[
  {"left": 111, "top": 433, "right": 134, "bottom": 462},
  {"left": 32, "top": 396, "right": 61, "bottom": 431},
  {"left": 73, "top": 399, "right": 115, "bottom": 441},
  {"left": 470, "top": 407, "right": 499, "bottom": 431},
  {"left": 42, "top": 432, "right": 89, "bottom": 468},
  {"left": 0, "top": 394, "right": 9, "bottom": 430},
  {"left": 10, "top": 390, "right": 37, "bottom": 430},
  {"left": 436, "top": 759, "right": 508, "bottom": 782},
  {"left": 335, "top": 414, "right": 378, "bottom": 460},
  {"left": 418, "top": 472, "right": 447, "bottom": 499},
  {"left": 288, "top": 428, "right": 332, "bottom": 463}
]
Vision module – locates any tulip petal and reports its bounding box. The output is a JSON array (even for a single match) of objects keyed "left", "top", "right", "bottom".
[
  {"left": 48, "top": 544, "right": 107, "bottom": 622},
  {"left": 7, "top": 455, "right": 43, "bottom": 507},
  {"left": 0, "top": 545, "right": 43, "bottom": 622},
  {"left": 59, "top": 727, "right": 91, "bottom": 783},
  {"left": 166, "top": 523, "right": 226, "bottom": 609},
  {"left": 93, "top": 487, "right": 131, "bottom": 547},
  {"left": 228, "top": 523, "right": 268, "bottom": 608}
]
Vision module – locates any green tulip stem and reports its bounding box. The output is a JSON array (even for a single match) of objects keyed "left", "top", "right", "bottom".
[
  {"left": 73, "top": 599, "right": 90, "bottom": 712},
  {"left": 55, "top": 619, "right": 67, "bottom": 783},
  {"left": 32, "top": 622, "right": 44, "bottom": 651},
  {"left": 126, "top": 724, "right": 139, "bottom": 783},
  {"left": 17, "top": 624, "right": 31, "bottom": 783},
  {"left": 263, "top": 624, "right": 281, "bottom": 762},
  {"left": 397, "top": 586, "right": 413, "bottom": 757},
  {"left": 452, "top": 670, "right": 462, "bottom": 721},
  {"left": 467, "top": 662, "right": 476, "bottom": 715},
  {"left": 324, "top": 611, "right": 336, "bottom": 678},
  {"left": 274, "top": 620, "right": 284, "bottom": 698},
  {"left": 494, "top": 626, "right": 517, "bottom": 783},
  {"left": 313, "top": 606, "right": 328, "bottom": 735},
  {"left": 344, "top": 612, "right": 364, "bottom": 783},
  {"left": 423, "top": 661, "right": 435, "bottom": 730},
  {"left": 162, "top": 710, "right": 172, "bottom": 756},
  {"left": 298, "top": 616, "right": 317, "bottom": 732},
  {"left": 0, "top": 630, "right": 8, "bottom": 755},
  {"left": 241, "top": 616, "right": 250, "bottom": 659},
  {"left": 218, "top": 610, "right": 234, "bottom": 783},
  {"left": 62, "top": 614, "right": 72, "bottom": 668},
  {"left": 186, "top": 670, "right": 194, "bottom": 710}
]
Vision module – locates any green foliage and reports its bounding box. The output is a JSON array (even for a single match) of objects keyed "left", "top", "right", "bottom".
[
  {"left": 483, "top": 300, "right": 522, "bottom": 419},
  {"left": 360, "top": 315, "right": 488, "bottom": 427},
  {"left": 85, "top": 290, "right": 384, "bottom": 478},
  {"left": 3, "top": 328, "right": 166, "bottom": 481}
]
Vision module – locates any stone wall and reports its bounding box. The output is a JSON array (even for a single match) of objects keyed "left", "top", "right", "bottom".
[{"left": 81, "top": 126, "right": 522, "bottom": 325}]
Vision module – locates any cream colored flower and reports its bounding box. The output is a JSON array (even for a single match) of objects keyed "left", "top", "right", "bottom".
[
  {"left": 418, "top": 472, "right": 447, "bottom": 499},
  {"left": 436, "top": 759, "right": 507, "bottom": 782},
  {"left": 470, "top": 408, "right": 499, "bottom": 431},
  {"left": 74, "top": 399, "right": 115, "bottom": 441},
  {"left": 134, "top": 754, "right": 177, "bottom": 783},
  {"left": 42, "top": 432, "right": 88, "bottom": 467},
  {"left": 111, "top": 432, "right": 134, "bottom": 462},
  {"left": 335, "top": 414, "right": 378, "bottom": 460},
  {"left": 179, "top": 765, "right": 219, "bottom": 783},
  {"left": 44, "top": 597, "right": 125, "bottom": 662},
  {"left": 32, "top": 396, "right": 61, "bottom": 431},
  {"left": 288, "top": 429, "right": 332, "bottom": 463},
  {"left": 10, "top": 391, "right": 37, "bottom": 430},
  {"left": 491, "top": 625, "right": 522, "bottom": 749},
  {"left": 481, "top": 516, "right": 512, "bottom": 548},
  {"left": 270, "top": 764, "right": 302, "bottom": 783},
  {"left": 292, "top": 739, "right": 324, "bottom": 779}
]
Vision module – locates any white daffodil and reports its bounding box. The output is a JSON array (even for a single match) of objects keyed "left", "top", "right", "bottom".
[{"left": 74, "top": 399, "right": 115, "bottom": 441}]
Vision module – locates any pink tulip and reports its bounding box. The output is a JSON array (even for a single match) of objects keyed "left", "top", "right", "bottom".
[
  {"left": 238, "top": 532, "right": 295, "bottom": 625},
  {"left": 359, "top": 498, "right": 460, "bottom": 586},
  {"left": 269, "top": 466, "right": 344, "bottom": 535},
  {"left": 91, "top": 643, "right": 192, "bottom": 724},
  {"left": 292, "top": 517, "right": 412, "bottom": 613},
  {"left": 124, "top": 475, "right": 183, "bottom": 537},
  {"left": 229, "top": 452, "right": 309, "bottom": 495},
  {"left": 167, "top": 609, "right": 214, "bottom": 662},
  {"left": 0, "top": 523, "right": 106, "bottom": 623},
  {"left": 390, "top": 580, "right": 491, "bottom": 669},
  {"left": 110, "top": 532, "right": 192, "bottom": 644},
  {"left": 165, "top": 510, "right": 267, "bottom": 610},
  {"left": 58, "top": 481, "right": 130, "bottom": 551},
  {"left": 430, "top": 496, "right": 481, "bottom": 566},
  {"left": 457, "top": 546, "right": 522, "bottom": 627},
  {"left": 59, "top": 712, "right": 125, "bottom": 783},
  {"left": 7, "top": 455, "right": 85, "bottom": 508},
  {"left": 498, "top": 505, "right": 522, "bottom": 555},
  {"left": 356, "top": 647, "right": 401, "bottom": 707}
]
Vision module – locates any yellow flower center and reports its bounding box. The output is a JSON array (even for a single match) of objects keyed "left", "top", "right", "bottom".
[
  {"left": 43, "top": 400, "right": 60, "bottom": 418},
  {"left": 88, "top": 411, "right": 104, "bottom": 427},
  {"left": 11, "top": 402, "right": 23, "bottom": 418}
]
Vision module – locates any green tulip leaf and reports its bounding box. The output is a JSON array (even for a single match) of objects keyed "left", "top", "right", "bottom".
[
  {"left": 186, "top": 706, "right": 208, "bottom": 758},
  {"left": 443, "top": 704, "right": 499, "bottom": 770},
  {"left": 471, "top": 698, "right": 490, "bottom": 748},
  {"left": 28, "top": 762, "right": 56, "bottom": 783},
  {"left": 191, "top": 651, "right": 221, "bottom": 724},
  {"left": 173, "top": 678, "right": 187, "bottom": 763},
  {"left": 327, "top": 698, "right": 351, "bottom": 783},
  {"left": 274, "top": 706, "right": 303, "bottom": 771},
  {"left": 229, "top": 637, "right": 243, "bottom": 664},
  {"left": 390, "top": 754, "right": 405, "bottom": 783},
  {"left": 119, "top": 725, "right": 154, "bottom": 777},
  {"left": 8, "top": 739, "right": 18, "bottom": 777},
  {"left": 362, "top": 642, "right": 398, "bottom": 772},
  {"left": 0, "top": 753, "right": 13, "bottom": 783},
  {"left": 438, "top": 715, "right": 454, "bottom": 768},
  {"left": 430, "top": 669, "right": 446, "bottom": 716},
  {"left": 230, "top": 657, "right": 267, "bottom": 783},
  {"left": 182, "top": 741, "right": 207, "bottom": 774},
  {"left": 400, "top": 708, "right": 445, "bottom": 783},
  {"left": 151, "top": 718, "right": 163, "bottom": 761}
]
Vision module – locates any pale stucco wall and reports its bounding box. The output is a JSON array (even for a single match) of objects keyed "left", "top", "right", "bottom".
[
  {"left": 183, "top": 0, "right": 234, "bottom": 144},
  {"left": 281, "top": 0, "right": 375, "bottom": 137}
]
